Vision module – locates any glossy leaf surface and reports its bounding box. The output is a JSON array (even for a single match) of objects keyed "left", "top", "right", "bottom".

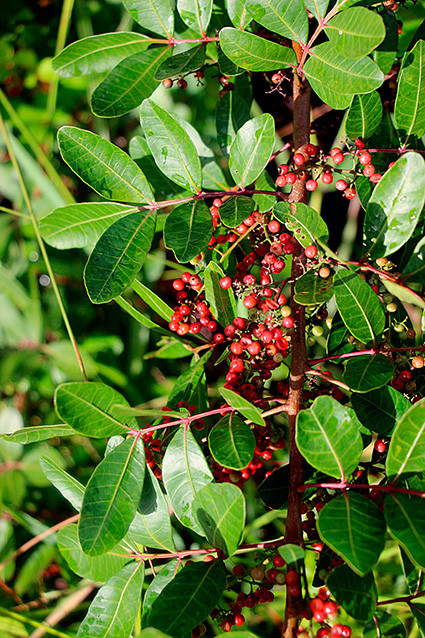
[
  {"left": 296, "top": 395, "right": 363, "bottom": 479},
  {"left": 91, "top": 47, "right": 171, "bottom": 118},
  {"left": 395, "top": 40, "right": 425, "bottom": 141},
  {"left": 351, "top": 386, "right": 410, "bottom": 436},
  {"left": 293, "top": 270, "right": 334, "bottom": 306},
  {"left": 334, "top": 269, "right": 385, "bottom": 344},
  {"left": 304, "top": 42, "right": 384, "bottom": 107},
  {"left": 128, "top": 466, "right": 175, "bottom": 552},
  {"left": 121, "top": 0, "right": 174, "bottom": 37},
  {"left": 209, "top": 414, "right": 256, "bottom": 470},
  {"left": 162, "top": 426, "right": 213, "bottom": 534},
  {"left": 79, "top": 438, "right": 145, "bottom": 556},
  {"left": 229, "top": 114, "right": 275, "bottom": 188},
  {"left": 40, "top": 202, "right": 138, "bottom": 249},
  {"left": 144, "top": 561, "right": 226, "bottom": 635},
  {"left": 343, "top": 354, "right": 395, "bottom": 393},
  {"left": 219, "top": 28, "right": 297, "bottom": 72},
  {"left": 204, "top": 261, "right": 237, "bottom": 327},
  {"left": 177, "top": 0, "right": 213, "bottom": 34},
  {"left": 55, "top": 382, "right": 135, "bottom": 437},
  {"left": 385, "top": 494, "right": 425, "bottom": 569},
  {"left": 325, "top": 7, "right": 385, "bottom": 59},
  {"left": 273, "top": 202, "right": 329, "bottom": 248},
  {"left": 58, "top": 127, "right": 153, "bottom": 204},
  {"left": 386, "top": 398, "right": 425, "bottom": 479},
  {"left": 327, "top": 564, "right": 377, "bottom": 621},
  {"left": 345, "top": 92, "right": 383, "bottom": 140},
  {"left": 401, "top": 236, "right": 425, "bottom": 284},
  {"left": 164, "top": 200, "right": 212, "bottom": 263},
  {"left": 141, "top": 99, "right": 202, "bottom": 193},
  {"left": 155, "top": 45, "right": 206, "bottom": 80},
  {"left": 363, "top": 611, "right": 406, "bottom": 638},
  {"left": 246, "top": 0, "right": 308, "bottom": 44},
  {"left": 57, "top": 524, "right": 130, "bottom": 582},
  {"left": 192, "top": 483, "right": 245, "bottom": 556},
  {"left": 219, "top": 387, "right": 266, "bottom": 426},
  {"left": 317, "top": 493, "right": 386, "bottom": 576},
  {"left": 216, "top": 91, "right": 251, "bottom": 157},
  {"left": 52, "top": 32, "right": 150, "bottom": 77},
  {"left": 40, "top": 457, "right": 84, "bottom": 511},
  {"left": 218, "top": 196, "right": 255, "bottom": 227},
  {"left": 363, "top": 152, "right": 425, "bottom": 259},
  {"left": 84, "top": 209, "right": 156, "bottom": 304},
  {"left": 1, "top": 424, "right": 74, "bottom": 444},
  {"left": 168, "top": 352, "right": 211, "bottom": 408},
  {"left": 76, "top": 561, "right": 144, "bottom": 638}
]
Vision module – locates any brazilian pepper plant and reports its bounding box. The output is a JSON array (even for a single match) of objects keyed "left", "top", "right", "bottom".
[{"left": 2, "top": 0, "right": 425, "bottom": 636}]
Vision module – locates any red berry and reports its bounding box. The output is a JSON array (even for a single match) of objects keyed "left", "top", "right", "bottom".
[
  {"left": 285, "top": 570, "right": 299, "bottom": 585},
  {"left": 278, "top": 163, "right": 289, "bottom": 175},
  {"left": 286, "top": 172, "right": 297, "bottom": 184},
  {"left": 273, "top": 554, "right": 285, "bottom": 568},
  {"left": 305, "top": 143, "right": 317, "bottom": 156},
  {"left": 335, "top": 179, "right": 348, "bottom": 191},
  {"left": 271, "top": 72, "right": 282, "bottom": 84},
  {"left": 322, "top": 171, "right": 333, "bottom": 184},
  {"left": 268, "top": 220, "right": 281, "bottom": 233},
  {"left": 330, "top": 147, "right": 341, "bottom": 158},
  {"left": 332, "top": 152, "right": 345, "bottom": 165},
  {"left": 305, "top": 245, "right": 318, "bottom": 258},
  {"left": 306, "top": 179, "right": 318, "bottom": 191},
  {"left": 172, "top": 279, "right": 185, "bottom": 291},
  {"left": 232, "top": 564, "right": 244, "bottom": 575},
  {"left": 374, "top": 439, "right": 386, "bottom": 453},
  {"left": 293, "top": 152, "right": 305, "bottom": 166},
  {"left": 162, "top": 78, "right": 173, "bottom": 89},
  {"left": 234, "top": 613, "right": 245, "bottom": 626},
  {"left": 370, "top": 173, "right": 382, "bottom": 183},
  {"left": 363, "top": 163, "right": 375, "bottom": 177},
  {"left": 220, "top": 276, "right": 232, "bottom": 289},
  {"left": 243, "top": 295, "right": 257, "bottom": 309},
  {"left": 358, "top": 151, "right": 372, "bottom": 165}
]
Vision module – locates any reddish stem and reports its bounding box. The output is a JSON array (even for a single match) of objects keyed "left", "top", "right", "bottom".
[{"left": 298, "top": 481, "right": 425, "bottom": 499}]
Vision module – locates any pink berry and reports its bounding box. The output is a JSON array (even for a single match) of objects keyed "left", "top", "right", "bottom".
[
  {"left": 306, "top": 179, "right": 318, "bottom": 191},
  {"left": 335, "top": 179, "right": 348, "bottom": 191}
]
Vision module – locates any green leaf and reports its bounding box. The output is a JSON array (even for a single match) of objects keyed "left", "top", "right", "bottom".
[
  {"left": 192, "top": 483, "right": 245, "bottom": 556},
  {"left": 111, "top": 405, "right": 185, "bottom": 420},
  {"left": 76, "top": 561, "right": 144, "bottom": 638},
  {"left": 229, "top": 113, "right": 275, "bottom": 188},
  {"left": 141, "top": 561, "right": 182, "bottom": 627},
  {"left": 129, "top": 135, "right": 187, "bottom": 199},
  {"left": 121, "top": 0, "right": 174, "bottom": 38},
  {"left": 411, "top": 601, "right": 425, "bottom": 637},
  {"left": 380, "top": 278, "right": 425, "bottom": 311},
  {"left": 116, "top": 296, "right": 171, "bottom": 335},
  {"left": 226, "top": 0, "right": 252, "bottom": 29},
  {"left": 55, "top": 382, "right": 136, "bottom": 438},
  {"left": 334, "top": 269, "right": 385, "bottom": 344},
  {"left": 162, "top": 425, "right": 213, "bottom": 534},
  {"left": 278, "top": 544, "right": 305, "bottom": 569},
  {"left": 246, "top": 0, "right": 308, "bottom": 45},
  {"left": 58, "top": 126, "right": 154, "bottom": 204},
  {"left": 351, "top": 386, "right": 410, "bottom": 437},
  {"left": 177, "top": 0, "right": 213, "bottom": 35},
  {"left": 0, "top": 424, "right": 74, "bottom": 444},
  {"left": 325, "top": 7, "right": 385, "bottom": 59},
  {"left": 219, "top": 387, "right": 266, "bottom": 426},
  {"left": 164, "top": 200, "right": 212, "bottom": 263},
  {"left": 304, "top": 42, "right": 384, "bottom": 106},
  {"left": 219, "top": 28, "right": 297, "bottom": 72},
  {"left": 155, "top": 45, "right": 206, "bottom": 80},
  {"left": 363, "top": 152, "right": 425, "bottom": 259},
  {"left": 14, "top": 544, "right": 57, "bottom": 597},
  {"left": 204, "top": 261, "right": 237, "bottom": 326},
  {"left": 343, "top": 354, "right": 395, "bottom": 393},
  {"left": 141, "top": 99, "right": 202, "bottom": 193},
  {"left": 40, "top": 456, "right": 84, "bottom": 511},
  {"left": 401, "top": 236, "right": 425, "bottom": 285},
  {"left": 304, "top": 0, "right": 330, "bottom": 20},
  {"left": 84, "top": 209, "right": 157, "bottom": 304},
  {"left": 317, "top": 493, "right": 386, "bottom": 576},
  {"left": 79, "top": 438, "right": 145, "bottom": 556},
  {"left": 385, "top": 494, "right": 425, "bottom": 570},
  {"left": 218, "top": 196, "right": 255, "bottom": 228},
  {"left": 128, "top": 466, "right": 176, "bottom": 552},
  {"left": 345, "top": 92, "right": 383, "bottom": 140},
  {"left": 296, "top": 395, "right": 363, "bottom": 479},
  {"left": 386, "top": 398, "right": 425, "bottom": 479},
  {"left": 373, "top": 11, "right": 398, "bottom": 75},
  {"left": 216, "top": 91, "right": 251, "bottom": 158},
  {"left": 57, "top": 524, "right": 131, "bottom": 582},
  {"left": 217, "top": 46, "right": 243, "bottom": 77},
  {"left": 273, "top": 201, "right": 329, "bottom": 248},
  {"left": 363, "top": 610, "right": 406, "bottom": 638},
  {"left": 327, "top": 564, "right": 377, "bottom": 621},
  {"left": 208, "top": 414, "right": 256, "bottom": 470},
  {"left": 52, "top": 32, "right": 150, "bottom": 77},
  {"left": 168, "top": 351, "right": 212, "bottom": 408},
  {"left": 258, "top": 465, "right": 290, "bottom": 510},
  {"left": 254, "top": 170, "right": 277, "bottom": 213},
  {"left": 40, "top": 202, "right": 139, "bottom": 250},
  {"left": 91, "top": 47, "right": 171, "bottom": 118},
  {"left": 132, "top": 279, "right": 173, "bottom": 321},
  {"left": 293, "top": 270, "right": 334, "bottom": 306},
  {"left": 395, "top": 40, "right": 425, "bottom": 142},
  {"left": 144, "top": 560, "right": 226, "bottom": 635}
]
